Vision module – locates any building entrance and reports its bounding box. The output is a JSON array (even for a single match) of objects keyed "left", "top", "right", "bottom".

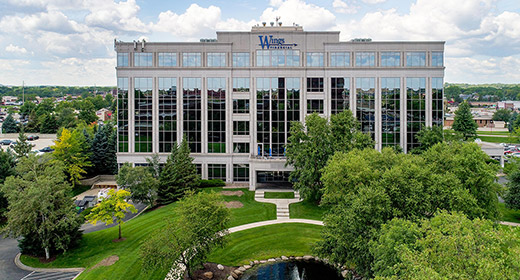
[{"left": 256, "top": 171, "right": 292, "bottom": 188}]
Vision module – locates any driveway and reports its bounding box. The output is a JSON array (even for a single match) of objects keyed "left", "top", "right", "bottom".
[{"left": 0, "top": 201, "right": 147, "bottom": 279}]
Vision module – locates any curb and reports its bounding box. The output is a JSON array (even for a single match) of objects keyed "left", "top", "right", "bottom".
[{"left": 14, "top": 253, "right": 84, "bottom": 273}]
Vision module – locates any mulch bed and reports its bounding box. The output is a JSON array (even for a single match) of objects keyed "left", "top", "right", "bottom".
[
  {"left": 88, "top": 255, "right": 119, "bottom": 272},
  {"left": 225, "top": 201, "right": 244, "bottom": 209},
  {"left": 38, "top": 256, "right": 57, "bottom": 263},
  {"left": 187, "top": 263, "right": 238, "bottom": 280},
  {"left": 112, "top": 237, "right": 126, "bottom": 243},
  {"left": 221, "top": 191, "right": 244, "bottom": 197}
]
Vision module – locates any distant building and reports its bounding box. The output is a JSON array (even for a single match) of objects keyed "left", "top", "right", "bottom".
[
  {"left": 2, "top": 96, "right": 17, "bottom": 104},
  {"left": 497, "top": 101, "right": 520, "bottom": 110},
  {"left": 468, "top": 101, "right": 496, "bottom": 108},
  {"left": 96, "top": 108, "right": 112, "bottom": 122}
]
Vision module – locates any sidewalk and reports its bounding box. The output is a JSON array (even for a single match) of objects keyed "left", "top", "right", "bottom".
[{"left": 254, "top": 189, "right": 302, "bottom": 219}]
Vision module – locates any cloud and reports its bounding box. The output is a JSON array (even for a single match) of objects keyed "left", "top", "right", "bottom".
[
  {"left": 5, "top": 44, "right": 28, "bottom": 54},
  {"left": 362, "top": 0, "right": 386, "bottom": 3},
  {"left": 153, "top": 4, "right": 221, "bottom": 39},
  {"left": 84, "top": 0, "right": 149, "bottom": 33},
  {"left": 261, "top": 0, "right": 336, "bottom": 30},
  {"left": 446, "top": 56, "right": 520, "bottom": 83},
  {"left": 332, "top": 0, "right": 358, "bottom": 14},
  {"left": 0, "top": 10, "right": 84, "bottom": 34}
]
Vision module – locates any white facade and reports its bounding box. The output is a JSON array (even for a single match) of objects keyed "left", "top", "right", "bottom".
[{"left": 115, "top": 25, "right": 445, "bottom": 189}]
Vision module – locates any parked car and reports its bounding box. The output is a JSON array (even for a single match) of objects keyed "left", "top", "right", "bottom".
[
  {"left": 27, "top": 135, "right": 39, "bottom": 141},
  {"left": 39, "top": 147, "right": 54, "bottom": 153},
  {"left": 0, "top": 139, "right": 12, "bottom": 145}
]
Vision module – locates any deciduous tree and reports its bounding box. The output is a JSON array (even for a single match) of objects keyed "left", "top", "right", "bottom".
[
  {"left": 1, "top": 154, "right": 82, "bottom": 259},
  {"left": 0, "top": 148, "right": 16, "bottom": 223},
  {"left": 85, "top": 189, "right": 137, "bottom": 240},
  {"left": 286, "top": 110, "right": 373, "bottom": 202},
  {"left": 117, "top": 163, "right": 159, "bottom": 207},
  {"left": 372, "top": 211, "right": 520, "bottom": 280},
  {"left": 52, "top": 128, "right": 91, "bottom": 186},
  {"left": 504, "top": 165, "right": 520, "bottom": 210},
  {"left": 140, "top": 191, "right": 230, "bottom": 279}
]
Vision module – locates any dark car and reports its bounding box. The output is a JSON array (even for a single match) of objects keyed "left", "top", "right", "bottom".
[
  {"left": 39, "top": 147, "right": 54, "bottom": 153},
  {"left": 27, "top": 135, "right": 40, "bottom": 141},
  {"left": 0, "top": 139, "right": 12, "bottom": 145}
]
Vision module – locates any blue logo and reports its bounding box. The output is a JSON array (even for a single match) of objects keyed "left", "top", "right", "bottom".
[{"left": 258, "top": 35, "right": 297, "bottom": 49}]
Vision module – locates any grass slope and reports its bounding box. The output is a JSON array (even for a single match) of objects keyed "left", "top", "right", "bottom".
[
  {"left": 478, "top": 135, "right": 519, "bottom": 143},
  {"left": 289, "top": 200, "right": 330, "bottom": 221},
  {"left": 264, "top": 192, "right": 295, "bottom": 199},
  {"left": 499, "top": 202, "right": 520, "bottom": 223},
  {"left": 207, "top": 223, "right": 323, "bottom": 266},
  {"left": 21, "top": 188, "right": 276, "bottom": 279}
]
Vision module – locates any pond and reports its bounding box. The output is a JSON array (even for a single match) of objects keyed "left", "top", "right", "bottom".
[{"left": 240, "top": 260, "right": 343, "bottom": 280}]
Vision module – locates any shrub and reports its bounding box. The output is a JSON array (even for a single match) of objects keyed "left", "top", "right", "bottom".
[{"left": 197, "top": 179, "right": 225, "bottom": 188}]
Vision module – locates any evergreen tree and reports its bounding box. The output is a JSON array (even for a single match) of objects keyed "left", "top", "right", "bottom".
[
  {"left": 39, "top": 113, "right": 58, "bottom": 134},
  {"left": 13, "top": 129, "right": 32, "bottom": 158},
  {"left": 504, "top": 167, "right": 520, "bottom": 210},
  {"left": 452, "top": 101, "right": 478, "bottom": 140},
  {"left": 2, "top": 114, "right": 18, "bottom": 133},
  {"left": 89, "top": 125, "right": 117, "bottom": 175},
  {"left": 25, "top": 110, "right": 39, "bottom": 133},
  {"left": 157, "top": 137, "right": 199, "bottom": 205}
]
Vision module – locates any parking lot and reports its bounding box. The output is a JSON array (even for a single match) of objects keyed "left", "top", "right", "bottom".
[{"left": 0, "top": 126, "right": 56, "bottom": 152}]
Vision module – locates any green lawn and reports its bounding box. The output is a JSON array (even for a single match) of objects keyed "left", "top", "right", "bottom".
[
  {"left": 290, "top": 200, "right": 330, "bottom": 221},
  {"left": 478, "top": 135, "right": 519, "bottom": 143},
  {"left": 207, "top": 223, "right": 323, "bottom": 266},
  {"left": 499, "top": 202, "right": 520, "bottom": 224},
  {"left": 264, "top": 192, "right": 295, "bottom": 199},
  {"left": 21, "top": 188, "right": 276, "bottom": 279},
  {"left": 201, "top": 188, "right": 276, "bottom": 227},
  {"left": 477, "top": 131, "right": 511, "bottom": 136}
]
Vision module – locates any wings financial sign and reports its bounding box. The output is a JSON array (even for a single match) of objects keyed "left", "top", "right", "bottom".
[{"left": 258, "top": 35, "right": 298, "bottom": 49}]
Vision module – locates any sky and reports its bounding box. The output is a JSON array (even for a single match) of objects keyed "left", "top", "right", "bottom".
[{"left": 0, "top": 0, "right": 519, "bottom": 86}]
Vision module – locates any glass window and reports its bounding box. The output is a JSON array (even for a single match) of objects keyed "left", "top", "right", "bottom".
[
  {"left": 356, "top": 77, "right": 376, "bottom": 140},
  {"left": 233, "top": 143, "right": 250, "bottom": 153},
  {"left": 406, "top": 77, "right": 426, "bottom": 152},
  {"left": 432, "top": 52, "right": 443, "bottom": 67},
  {"left": 233, "top": 99, "right": 250, "bottom": 113},
  {"left": 432, "top": 78, "right": 444, "bottom": 126},
  {"left": 117, "top": 53, "right": 128, "bottom": 67},
  {"left": 158, "top": 78, "right": 177, "bottom": 153},
  {"left": 208, "top": 164, "right": 226, "bottom": 180},
  {"left": 183, "top": 53, "right": 202, "bottom": 67},
  {"left": 134, "top": 77, "right": 153, "bottom": 153},
  {"left": 134, "top": 53, "right": 153, "bottom": 67},
  {"left": 233, "top": 164, "right": 249, "bottom": 182},
  {"left": 381, "top": 78, "right": 401, "bottom": 148},
  {"left": 183, "top": 78, "right": 202, "bottom": 153},
  {"left": 381, "top": 52, "right": 401, "bottom": 67},
  {"left": 307, "top": 100, "right": 324, "bottom": 113},
  {"left": 256, "top": 50, "right": 300, "bottom": 67},
  {"left": 208, "top": 53, "right": 226, "bottom": 67},
  {"left": 117, "top": 77, "right": 129, "bottom": 152},
  {"left": 330, "top": 52, "right": 350, "bottom": 67},
  {"left": 306, "top": 52, "right": 324, "bottom": 67},
  {"left": 406, "top": 52, "right": 426, "bottom": 67},
  {"left": 331, "top": 77, "right": 350, "bottom": 114},
  {"left": 233, "top": 121, "right": 250, "bottom": 135},
  {"left": 207, "top": 78, "right": 226, "bottom": 153},
  {"left": 307, "top": 77, "right": 324, "bottom": 92},
  {"left": 158, "top": 53, "right": 177, "bottom": 67},
  {"left": 355, "top": 52, "right": 375, "bottom": 67},
  {"left": 233, "top": 78, "right": 250, "bottom": 92},
  {"left": 233, "top": 52, "right": 250, "bottom": 67}
]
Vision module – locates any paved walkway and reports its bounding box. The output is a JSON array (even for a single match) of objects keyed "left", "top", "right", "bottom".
[
  {"left": 228, "top": 219, "right": 324, "bottom": 233},
  {"left": 499, "top": 221, "right": 520, "bottom": 227},
  {"left": 254, "top": 189, "right": 302, "bottom": 219}
]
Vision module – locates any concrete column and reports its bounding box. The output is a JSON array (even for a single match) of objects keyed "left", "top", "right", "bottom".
[
  {"left": 375, "top": 77, "right": 382, "bottom": 151},
  {"left": 129, "top": 77, "right": 135, "bottom": 153},
  {"left": 153, "top": 77, "right": 159, "bottom": 153},
  {"left": 401, "top": 77, "right": 407, "bottom": 153}
]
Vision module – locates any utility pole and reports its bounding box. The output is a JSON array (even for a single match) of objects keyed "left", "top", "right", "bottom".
[{"left": 22, "top": 80, "right": 24, "bottom": 103}]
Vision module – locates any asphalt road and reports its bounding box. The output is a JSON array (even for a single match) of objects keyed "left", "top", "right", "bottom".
[{"left": 0, "top": 202, "right": 147, "bottom": 280}]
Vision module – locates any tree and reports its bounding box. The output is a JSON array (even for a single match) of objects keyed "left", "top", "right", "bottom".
[
  {"left": 372, "top": 211, "right": 520, "bottom": 280},
  {"left": 85, "top": 189, "right": 137, "bottom": 240},
  {"left": 412, "top": 126, "right": 463, "bottom": 154},
  {"left": 52, "top": 128, "right": 92, "bottom": 186},
  {"left": 285, "top": 111, "right": 373, "bottom": 202},
  {"left": 39, "top": 113, "right": 58, "bottom": 134},
  {"left": 13, "top": 129, "right": 33, "bottom": 158},
  {"left": 35, "top": 98, "right": 54, "bottom": 119},
  {"left": 0, "top": 148, "right": 16, "bottom": 223},
  {"left": 146, "top": 153, "right": 161, "bottom": 179},
  {"left": 19, "top": 101, "right": 36, "bottom": 118},
  {"left": 78, "top": 100, "right": 98, "bottom": 124},
  {"left": 1, "top": 154, "right": 82, "bottom": 259},
  {"left": 452, "top": 101, "right": 478, "bottom": 140},
  {"left": 504, "top": 165, "right": 520, "bottom": 210},
  {"left": 89, "top": 124, "right": 117, "bottom": 175},
  {"left": 316, "top": 143, "right": 501, "bottom": 277},
  {"left": 57, "top": 107, "right": 78, "bottom": 129},
  {"left": 117, "top": 163, "right": 159, "bottom": 207},
  {"left": 2, "top": 114, "right": 18, "bottom": 133},
  {"left": 140, "top": 191, "right": 230, "bottom": 279},
  {"left": 157, "top": 137, "right": 199, "bottom": 204},
  {"left": 493, "top": 108, "right": 512, "bottom": 122}
]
